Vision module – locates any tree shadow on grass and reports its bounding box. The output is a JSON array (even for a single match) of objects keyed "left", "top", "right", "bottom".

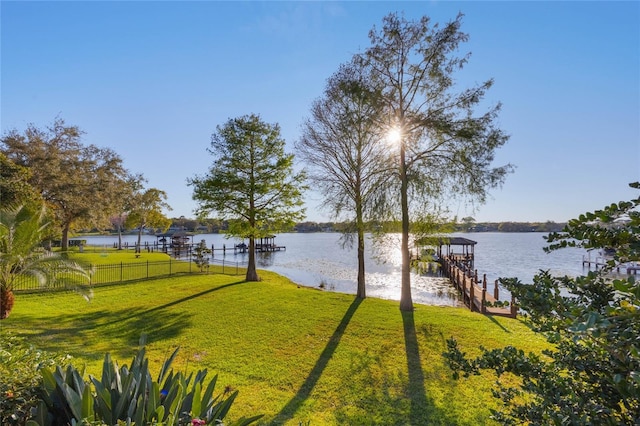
[
  {"left": 98, "top": 280, "right": 247, "bottom": 327},
  {"left": 272, "top": 297, "right": 363, "bottom": 424},
  {"left": 11, "top": 308, "right": 190, "bottom": 362},
  {"left": 8, "top": 280, "right": 247, "bottom": 361},
  {"left": 486, "top": 314, "right": 511, "bottom": 333},
  {"left": 329, "top": 311, "right": 461, "bottom": 425},
  {"left": 402, "top": 310, "right": 430, "bottom": 424}
]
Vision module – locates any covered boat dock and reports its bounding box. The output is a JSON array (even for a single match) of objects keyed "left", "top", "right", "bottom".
[{"left": 414, "top": 236, "right": 516, "bottom": 317}]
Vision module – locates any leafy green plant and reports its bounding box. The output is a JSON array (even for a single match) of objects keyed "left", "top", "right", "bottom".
[
  {"left": 33, "top": 363, "right": 92, "bottom": 426},
  {"left": 444, "top": 183, "right": 640, "bottom": 425},
  {"left": 31, "top": 338, "right": 262, "bottom": 425},
  {"left": 193, "top": 240, "right": 212, "bottom": 272},
  {"left": 0, "top": 332, "right": 72, "bottom": 425}
]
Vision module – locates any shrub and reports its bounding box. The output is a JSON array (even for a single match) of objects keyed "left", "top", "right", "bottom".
[
  {"left": 444, "top": 183, "right": 640, "bottom": 425},
  {"left": 30, "top": 337, "right": 262, "bottom": 426},
  {"left": 193, "top": 240, "right": 212, "bottom": 272},
  {"left": 0, "top": 332, "right": 72, "bottom": 425}
]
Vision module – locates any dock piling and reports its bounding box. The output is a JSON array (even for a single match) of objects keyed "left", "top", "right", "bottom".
[
  {"left": 469, "top": 277, "right": 475, "bottom": 312},
  {"left": 481, "top": 288, "right": 487, "bottom": 314}
]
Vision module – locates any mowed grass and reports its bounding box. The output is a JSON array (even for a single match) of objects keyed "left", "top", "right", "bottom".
[{"left": 2, "top": 268, "right": 548, "bottom": 425}]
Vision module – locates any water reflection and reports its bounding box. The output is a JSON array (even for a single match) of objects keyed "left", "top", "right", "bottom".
[
  {"left": 370, "top": 233, "right": 404, "bottom": 267},
  {"left": 412, "top": 260, "right": 443, "bottom": 277},
  {"left": 256, "top": 252, "right": 275, "bottom": 267}
]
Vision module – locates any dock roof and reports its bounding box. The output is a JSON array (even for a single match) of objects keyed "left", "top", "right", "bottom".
[
  {"left": 440, "top": 237, "right": 477, "bottom": 246},
  {"left": 415, "top": 236, "right": 477, "bottom": 246}
]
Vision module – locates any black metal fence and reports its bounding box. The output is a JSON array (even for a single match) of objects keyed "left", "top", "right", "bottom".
[{"left": 13, "top": 258, "right": 247, "bottom": 293}]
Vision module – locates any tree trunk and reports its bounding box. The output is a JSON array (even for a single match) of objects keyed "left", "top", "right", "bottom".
[
  {"left": 356, "top": 219, "right": 366, "bottom": 299},
  {"left": 0, "top": 288, "right": 15, "bottom": 319},
  {"left": 356, "top": 231, "right": 366, "bottom": 299},
  {"left": 61, "top": 223, "right": 70, "bottom": 253},
  {"left": 399, "top": 140, "right": 414, "bottom": 311},
  {"left": 246, "top": 237, "right": 260, "bottom": 281}
]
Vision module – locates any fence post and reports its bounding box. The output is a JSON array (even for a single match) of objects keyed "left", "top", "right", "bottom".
[
  {"left": 120, "top": 262, "right": 123, "bottom": 282},
  {"left": 494, "top": 280, "right": 500, "bottom": 300},
  {"left": 147, "top": 260, "right": 149, "bottom": 279}
]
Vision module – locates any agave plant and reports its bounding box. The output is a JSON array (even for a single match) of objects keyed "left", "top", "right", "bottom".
[
  {"left": 0, "top": 203, "right": 92, "bottom": 319},
  {"left": 30, "top": 337, "right": 263, "bottom": 426}
]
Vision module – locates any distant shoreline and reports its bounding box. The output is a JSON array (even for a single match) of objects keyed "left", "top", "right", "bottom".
[{"left": 77, "top": 221, "right": 567, "bottom": 238}]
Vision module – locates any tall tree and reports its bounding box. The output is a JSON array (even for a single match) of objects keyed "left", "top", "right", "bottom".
[
  {"left": 0, "top": 118, "right": 132, "bottom": 251},
  {"left": 125, "top": 187, "right": 172, "bottom": 250},
  {"left": 358, "top": 13, "right": 512, "bottom": 310},
  {"left": 460, "top": 216, "right": 476, "bottom": 232},
  {"left": 189, "top": 114, "right": 306, "bottom": 281},
  {"left": 296, "top": 61, "right": 392, "bottom": 299},
  {"left": 0, "top": 153, "right": 40, "bottom": 207},
  {"left": 112, "top": 173, "right": 145, "bottom": 250}
]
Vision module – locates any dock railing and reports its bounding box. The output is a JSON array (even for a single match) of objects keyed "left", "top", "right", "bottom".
[{"left": 441, "top": 255, "right": 517, "bottom": 318}]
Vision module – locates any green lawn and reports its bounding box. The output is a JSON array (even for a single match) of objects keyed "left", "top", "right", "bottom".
[
  {"left": 13, "top": 249, "right": 246, "bottom": 291},
  {"left": 2, "top": 268, "right": 548, "bottom": 425}
]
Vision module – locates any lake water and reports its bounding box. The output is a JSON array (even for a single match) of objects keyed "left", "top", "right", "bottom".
[{"left": 78, "top": 232, "right": 593, "bottom": 307}]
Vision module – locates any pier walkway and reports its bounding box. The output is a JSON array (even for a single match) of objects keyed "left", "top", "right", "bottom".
[
  {"left": 582, "top": 251, "right": 640, "bottom": 274},
  {"left": 441, "top": 255, "right": 517, "bottom": 318}
]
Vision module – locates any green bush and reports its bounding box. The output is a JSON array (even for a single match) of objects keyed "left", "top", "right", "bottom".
[
  {"left": 444, "top": 183, "right": 640, "bottom": 425},
  {"left": 29, "top": 338, "right": 262, "bottom": 426},
  {"left": 0, "top": 332, "right": 73, "bottom": 425}
]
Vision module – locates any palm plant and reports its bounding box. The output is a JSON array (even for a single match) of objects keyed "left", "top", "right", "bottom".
[{"left": 0, "top": 203, "right": 92, "bottom": 319}]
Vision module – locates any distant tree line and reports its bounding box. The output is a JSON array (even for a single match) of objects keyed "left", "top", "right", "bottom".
[
  {"left": 294, "top": 221, "right": 566, "bottom": 233},
  {"left": 109, "top": 219, "right": 562, "bottom": 234},
  {"left": 462, "top": 221, "right": 566, "bottom": 233}
]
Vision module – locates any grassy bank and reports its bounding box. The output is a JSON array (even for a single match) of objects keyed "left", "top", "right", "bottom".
[{"left": 2, "top": 267, "right": 547, "bottom": 425}]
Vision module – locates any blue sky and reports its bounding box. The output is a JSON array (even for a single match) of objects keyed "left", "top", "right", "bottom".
[{"left": 2, "top": 1, "right": 638, "bottom": 223}]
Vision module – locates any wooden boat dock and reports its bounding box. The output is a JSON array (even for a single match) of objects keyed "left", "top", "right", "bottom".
[
  {"left": 415, "top": 237, "right": 516, "bottom": 318},
  {"left": 120, "top": 233, "right": 286, "bottom": 258},
  {"left": 441, "top": 256, "right": 517, "bottom": 317},
  {"left": 232, "top": 235, "right": 286, "bottom": 254}
]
